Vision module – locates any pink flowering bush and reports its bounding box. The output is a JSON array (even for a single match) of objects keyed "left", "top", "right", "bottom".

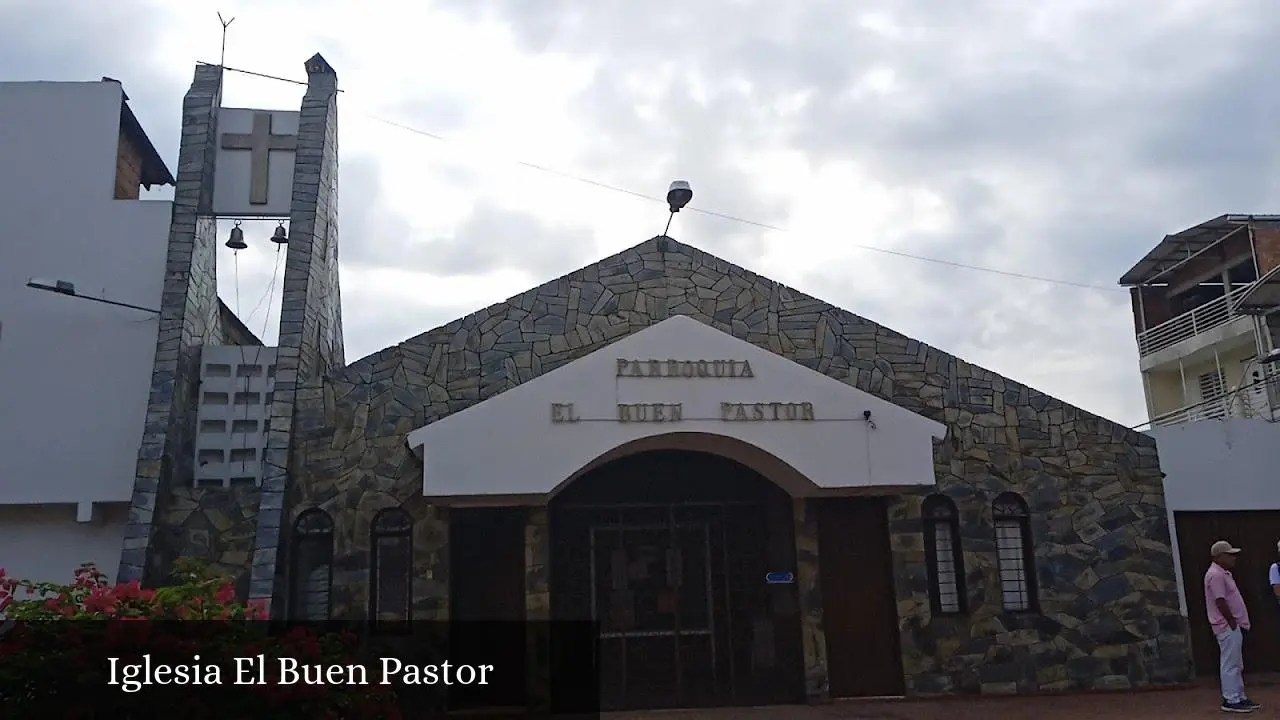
[{"left": 0, "top": 559, "right": 401, "bottom": 719}]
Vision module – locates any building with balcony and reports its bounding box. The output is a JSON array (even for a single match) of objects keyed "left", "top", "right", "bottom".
[
  {"left": 1120, "top": 216, "right": 1280, "bottom": 676},
  {"left": 1120, "top": 214, "right": 1280, "bottom": 427}
]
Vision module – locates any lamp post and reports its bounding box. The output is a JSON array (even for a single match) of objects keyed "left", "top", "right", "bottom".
[{"left": 25, "top": 278, "right": 159, "bottom": 314}]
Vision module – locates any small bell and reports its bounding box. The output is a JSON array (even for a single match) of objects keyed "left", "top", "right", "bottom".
[
  {"left": 225, "top": 221, "right": 247, "bottom": 251},
  {"left": 270, "top": 222, "right": 289, "bottom": 245}
]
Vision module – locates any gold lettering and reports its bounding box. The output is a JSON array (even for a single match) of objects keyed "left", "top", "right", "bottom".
[
  {"left": 616, "top": 403, "right": 683, "bottom": 423},
  {"left": 719, "top": 402, "right": 817, "bottom": 421},
  {"left": 613, "top": 359, "right": 758, "bottom": 378},
  {"left": 800, "top": 402, "right": 814, "bottom": 421}
]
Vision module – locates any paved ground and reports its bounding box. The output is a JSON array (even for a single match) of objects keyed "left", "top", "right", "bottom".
[{"left": 604, "top": 675, "right": 1280, "bottom": 718}]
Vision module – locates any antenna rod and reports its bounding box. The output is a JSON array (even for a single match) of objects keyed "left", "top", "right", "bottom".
[{"left": 217, "top": 12, "right": 236, "bottom": 68}]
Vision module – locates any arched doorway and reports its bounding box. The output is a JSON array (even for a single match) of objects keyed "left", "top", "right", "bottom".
[{"left": 549, "top": 447, "right": 806, "bottom": 710}]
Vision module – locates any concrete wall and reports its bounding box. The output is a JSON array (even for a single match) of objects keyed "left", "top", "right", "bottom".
[
  {"left": 1148, "top": 418, "right": 1280, "bottom": 616},
  {"left": 0, "top": 81, "right": 171, "bottom": 583},
  {"left": 0, "top": 505, "right": 129, "bottom": 585},
  {"left": 1153, "top": 419, "right": 1280, "bottom": 512}
]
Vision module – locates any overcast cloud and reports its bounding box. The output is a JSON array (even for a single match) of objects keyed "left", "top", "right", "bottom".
[{"left": 5, "top": 0, "right": 1278, "bottom": 427}]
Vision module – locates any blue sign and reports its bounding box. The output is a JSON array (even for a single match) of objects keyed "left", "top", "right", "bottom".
[{"left": 765, "top": 571, "right": 795, "bottom": 585}]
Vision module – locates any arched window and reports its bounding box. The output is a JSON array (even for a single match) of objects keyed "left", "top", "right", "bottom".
[
  {"left": 992, "top": 492, "right": 1037, "bottom": 612},
  {"left": 289, "top": 509, "right": 333, "bottom": 621},
  {"left": 922, "top": 494, "right": 966, "bottom": 615},
  {"left": 370, "top": 508, "right": 413, "bottom": 624}
]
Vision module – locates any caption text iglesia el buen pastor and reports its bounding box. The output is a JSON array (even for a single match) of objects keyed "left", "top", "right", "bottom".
[{"left": 107, "top": 654, "right": 493, "bottom": 693}]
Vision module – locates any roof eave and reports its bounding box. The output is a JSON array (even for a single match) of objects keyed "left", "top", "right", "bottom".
[
  {"left": 1116, "top": 214, "right": 1280, "bottom": 287},
  {"left": 119, "top": 96, "right": 175, "bottom": 189},
  {"left": 1234, "top": 264, "right": 1280, "bottom": 315}
]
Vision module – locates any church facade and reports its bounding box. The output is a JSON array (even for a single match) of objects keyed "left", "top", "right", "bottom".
[{"left": 119, "top": 56, "right": 1192, "bottom": 710}]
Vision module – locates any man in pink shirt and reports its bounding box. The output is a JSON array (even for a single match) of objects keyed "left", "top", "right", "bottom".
[{"left": 1205, "top": 540, "right": 1260, "bottom": 713}]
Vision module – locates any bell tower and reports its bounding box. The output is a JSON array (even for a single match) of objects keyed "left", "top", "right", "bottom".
[
  {"left": 118, "top": 55, "right": 345, "bottom": 611},
  {"left": 248, "top": 53, "right": 345, "bottom": 615}
]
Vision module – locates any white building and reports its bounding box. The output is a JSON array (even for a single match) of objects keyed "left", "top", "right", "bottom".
[
  {"left": 1118, "top": 216, "right": 1280, "bottom": 674},
  {"left": 0, "top": 79, "right": 174, "bottom": 584}
]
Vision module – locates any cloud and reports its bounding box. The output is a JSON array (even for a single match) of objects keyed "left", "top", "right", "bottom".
[
  {"left": 339, "top": 156, "right": 598, "bottom": 277},
  {"left": 11, "top": 0, "right": 1280, "bottom": 427},
  {"left": 425, "top": 0, "right": 1280, "bottom": 425}
]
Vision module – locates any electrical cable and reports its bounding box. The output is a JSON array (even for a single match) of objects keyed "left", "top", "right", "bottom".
[
  {"left": 209, "top": 62, "right": 1126, "bottom": 295},
  {"left": 214, "top": 63, "right": 1280, "bottom": 431},
  {"left": 231, "top": 242, "right": 286, "bottom": 486}
]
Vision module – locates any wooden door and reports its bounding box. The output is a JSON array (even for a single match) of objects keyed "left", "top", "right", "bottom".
[
  {"left": 450, "top": 507, "right": 527, "bottom": 709},
  {"left": 1174, "top": 510, "right": 1280, "bottom": 675},
  {"left": 817, "top": 497, "right": 905, "bottom": 697},
  {"left": 451, "top": 507, "right": 526, "bottom": 621}
]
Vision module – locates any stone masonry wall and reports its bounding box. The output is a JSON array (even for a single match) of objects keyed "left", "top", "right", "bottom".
[
  {"left": 118, "top": 64, "right": 228, "bottom": 586},
  {"left": 280, "top": 235, "right": 1191, "bottom": 693},
  {"left": 248, "top": 54, "right": 346, "bottom": 614}
]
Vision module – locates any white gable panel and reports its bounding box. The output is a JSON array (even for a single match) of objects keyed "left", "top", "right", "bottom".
[{"left": 407, "top": 315, "right": 946, "bottom": 499}]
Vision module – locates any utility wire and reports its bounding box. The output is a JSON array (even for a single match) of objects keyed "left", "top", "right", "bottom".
[{"left": 210, "top": 62, "right": 1125, "bottom": 295}]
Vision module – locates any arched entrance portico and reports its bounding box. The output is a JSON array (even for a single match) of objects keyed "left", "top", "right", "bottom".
[
  {"left": 549, "top": 434, "right": 811, "bottom": 711},
  {"left": 406, "top": 316, "right": 944, "bottom": 710}
]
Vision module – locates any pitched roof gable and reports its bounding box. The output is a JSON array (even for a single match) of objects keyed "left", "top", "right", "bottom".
[{"left": 332, "top": 235, "right": 1152, "bottom": 449}]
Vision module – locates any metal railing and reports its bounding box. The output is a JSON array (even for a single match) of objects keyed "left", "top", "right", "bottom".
[
  {"left": 1137, "top": 286, "right": 1252, "bottom": 356},
  {"left": 1149, "top": 373, "right": 1280, "bottom": 428},
  {"left": 1150, "top": 397, "right": 1230, "bottom": 427}
]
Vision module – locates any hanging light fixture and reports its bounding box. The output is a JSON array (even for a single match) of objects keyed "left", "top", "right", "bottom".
[
  {"left": 270, "top": 221, "right": 289, "bottom": 245},
  {"left": 225, "top": 220, "right": 247, "bottom": 250}
]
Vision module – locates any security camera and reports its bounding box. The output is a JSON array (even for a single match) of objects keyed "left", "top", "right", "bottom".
[
  {"left": 862, "top": 410, "right": 872, "bottom": 420},
  {"left": 667, "top": 181, "right": 692, "bottom": 213}
]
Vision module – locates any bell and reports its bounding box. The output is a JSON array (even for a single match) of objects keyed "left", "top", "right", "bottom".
[
  {"left": 270, "top": 223, "right": 289, "bottom": 245},
  {"left": 225, "top": 222, "right": 247, "bottom": 251}
]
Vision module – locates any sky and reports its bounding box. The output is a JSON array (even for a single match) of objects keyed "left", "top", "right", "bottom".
[{"left": 4, "top": 0, "right": 1279, "bottom": 428}]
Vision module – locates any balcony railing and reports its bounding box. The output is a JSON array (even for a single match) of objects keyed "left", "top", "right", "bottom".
[
  {"left": 1137, "top": 286, "right": 1252, "bottom": 356},
  {"left": 1150, "top": 397, "right": 1230, "bottom": 427},
  {"left": 1148, "top": 372, "right": 1280, "bottom": 428}
]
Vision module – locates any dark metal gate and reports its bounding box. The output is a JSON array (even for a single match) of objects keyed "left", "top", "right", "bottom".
[{"left": 552, "top": 500, "right": 802, "bottom": 710}]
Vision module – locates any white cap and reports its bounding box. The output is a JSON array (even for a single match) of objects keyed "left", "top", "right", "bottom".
[{"left": 1211, "top": 540, "right": 1242, "bottom": 556}]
